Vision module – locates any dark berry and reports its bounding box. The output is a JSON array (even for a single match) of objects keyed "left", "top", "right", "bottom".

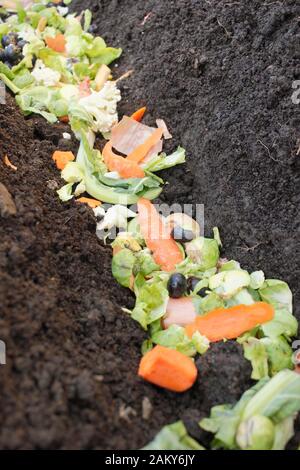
[
  {"left": 0, "top": 48, "right": 5, "bottom": 62},
  {"left": 167, "top": 273, "right": 187, "bottom": 298},
  {"left": 171, "top": 225, "right": 195, "bottom": 243},
  {"left": 197, "top": 287, "right": 210, "bottom": 297},
  {"left": 4, "top": 44, "right": 22, "bottom": 64},
  {"left": 187, "top": 276, "right": 201, "bottom": 293},
  {"left": 1, "top": 32, "right": 18, "bottom": 48},
  {"left": 88, "top": 24, "right": 97, "bottom": 34},
  {"left": 17, "top": 39, "right": 28, "bottom": 49}
]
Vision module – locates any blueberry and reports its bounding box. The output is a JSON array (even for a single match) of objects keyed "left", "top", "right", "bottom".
[
  {"left": 187, "top": 276, "right": 201, "bottom": 293},
  {"left": 17, "top": 39, "right": 27, "bottom": 49},
  {"left": 4, "top": 61, "right": 12, "bottom": 69},
  {"left": 88, "top": 24, "right": 97, "bottom": 34},
  {"left": 167, "top": 273, "right": 187, "bottom": 298},
  {"left": 4, "top": 44, "right": 22, "bottom": 64},
  {"left": 171, "top": 225, "right": 195, "bottom": 243},
  {"left": 0, "top": 48, "right": 5, "bottom": 62},
  {"left": 1, "top": 32, "right": 18, "bottom": 48}
]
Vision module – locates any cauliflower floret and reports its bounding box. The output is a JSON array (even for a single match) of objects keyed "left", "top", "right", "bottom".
[
  {"left": 94, "top": 205, "right": 136, "bottom": 231},
  {"left": 31, "top": 59, "right": 61, "bottom": 87},
  {"left": 78, "top": 81, "right": 121, "bottom": 134}
]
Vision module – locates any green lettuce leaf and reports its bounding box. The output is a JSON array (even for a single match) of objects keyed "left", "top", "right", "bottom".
[
  {"left": 142, "top": 421, "right": 204, "bottom": 450},
  {"left": 261, "top": 307, "right": 298, "bottom": 339},
  {"left": 60, "top": 131, "right": 162, "bottom": 205},
  {"left": 241, "top": 336, "right": 293, "bottom": 380},
  {"left": 242, "top": 369, "right": 300, "bottom": 423},
  {"left": 259, "top": 279, "right": 293, "bottom": 313},
  {"left": 151, "top": 325, "right": 209, "bottom": 357},
  {"left": 131, "top": 279, "right": 168, "bottom": 330},
  {"left": 143, "top": 146, "right": 186, "bottom": 172},
  {"left": 201, "top": 371, "right": 300, "bottom": 449}
]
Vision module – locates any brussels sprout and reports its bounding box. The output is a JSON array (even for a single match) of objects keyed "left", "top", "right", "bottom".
[
  {"left": 111, "top": 248, "right": 136, "bottom": 288},
  {"left": 236, "top": 415, "right": 275, "bottom": 450},
  {"left": 111, "top": 232, "right": 141, "bottom": 253},
  {"left": 185, "top": 237, "right": 219, "bottom": 270},
  {"left": 166, "top": 213, "right": 200, "bottom": 243},
  {"left": 209, "top": 269, "right": 250, "bottom": 298}
]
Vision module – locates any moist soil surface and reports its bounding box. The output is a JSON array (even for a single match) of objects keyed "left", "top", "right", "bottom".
[{"left": 0, "top": 0, "right": 299, "bottom": 450}]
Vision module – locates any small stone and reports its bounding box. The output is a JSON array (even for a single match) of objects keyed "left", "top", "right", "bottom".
[
  {"left": 142, "top": 396, "right": 152, "bottom": 420},
  {"left": 46, "top": 180, "right": 59, "bottom": 190},
  {"left": 119, "top": 403, "right": 137, "bottom": 422},
  {"left": 0, "top": 183, "right": 17, "bottom": 217}
]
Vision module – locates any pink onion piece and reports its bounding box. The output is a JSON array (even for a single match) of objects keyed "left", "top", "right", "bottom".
[
  {"left": 156, "top": 118, "right": 172, "bottom": 140},
  {"left": 163, "top": 297, "right": 197, "bottom": 329},
  {"left": 111, "top": 116, "right": 159, "bottom": 155}
]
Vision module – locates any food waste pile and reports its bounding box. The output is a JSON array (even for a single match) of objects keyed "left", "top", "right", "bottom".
[{"left": 0, "top": 0, "right": 299, "bottom": 450}]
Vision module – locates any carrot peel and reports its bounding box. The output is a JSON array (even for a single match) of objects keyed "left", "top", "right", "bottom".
[
  {"left": 76, "top": 197, "right": 101, "bottom": 208},
  {"left": 138, "top": 345, "right": 198, "bottom": 392},
  {"left": 185, "top": 302, "right": 274, "bottom": 342},
  {"left": 137, "top": 198, "right": 184, "bottom": 271},
  {"left": 103, "top": 141, "right": 145, "bottom": 178},
  {"left": 127, "top": 127, "right": 163, "bottom": 163},
  {"left": 131, "top": 106, "right": 147, "bottom": 122},
  {"left": 45, "top": 34, "right": 66, "bottom": 53},
  {"left": 52, "top": 151, "right": 75, "bottom": 170}
]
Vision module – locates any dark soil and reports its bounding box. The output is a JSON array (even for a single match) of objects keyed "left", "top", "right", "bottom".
[{"left": 0, "top": 0, "right": 299, "bottom": 450}]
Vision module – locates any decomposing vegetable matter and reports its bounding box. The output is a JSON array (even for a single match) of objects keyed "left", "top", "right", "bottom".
[
  {"left": 1, "top": 0, "right": 299, "bottom": 452},
  {"left": 145, "top": 369, "right": 300, "bottom": 450}
]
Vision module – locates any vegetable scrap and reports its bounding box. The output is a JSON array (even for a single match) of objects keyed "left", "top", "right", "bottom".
[
  {"left": 145, "top": 370, "right": 300, "bottom": 450},
  {"left": 76, "top": 197, "right": 101, "bottom": 208},
  {"left": 131, "top": 106, "right": 146, "bottom": 122},
  {"left": 52, "top": 150, "right": 74, "bottom": 170},
  {"left": 3, "top": 154, "right": 17, "bottom": 170},
  {"left": 138, "top": 345, "right": 198, "bottom": 392},
  {"left": 185, "top": 302, "right": 274, "bottom": 342},
  {"left": 1, "top": 0, "right": 299, "bottom": 451}
]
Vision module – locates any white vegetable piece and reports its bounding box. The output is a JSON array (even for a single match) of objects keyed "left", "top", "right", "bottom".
[
  {"left": 94, "top": 205, "right": 137, "bottom": 231},
  {"left": 79, "top": 82, "right": 121, "bottom": 134},
  {"left": 31, "top": 60, "right": 61, "bottom": 87}
]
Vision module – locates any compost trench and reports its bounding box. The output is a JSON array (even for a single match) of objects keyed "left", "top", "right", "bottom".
[{"left": 0, "top": 0, "right": 299, "bottom": 450}]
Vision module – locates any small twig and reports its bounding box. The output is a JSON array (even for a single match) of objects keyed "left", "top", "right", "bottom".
[
  {"left": 141, "top": 12, "right": 153, "bottom": 26},
  {"left": 257, "top": 139, "right": 283, "bottom": 163},
  {"left": 217, "top": 18, "right": 232, "bottom": 38},
  {"left": 241, "top": 242, "right": 264, "bottom": 252},
  {"left": 115, "top": 69, "right": 134, "bottom": 83}
]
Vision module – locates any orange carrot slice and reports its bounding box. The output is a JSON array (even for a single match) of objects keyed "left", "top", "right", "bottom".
[
  {"left": 185, "top": 302, "right": 274, "bottom": 342},
  {"left": 103, "top": 141, "right": 145, "bottom": 178},
  {"left": 76, "top": 197, "right": 101, "bottom": 208},
  {"left": 59, "top": 115, "right": 69, "bottom": 123},
  {"left": 52, "top": 151, "right": 75, "bottom": 170},
  {"left": 127, "top": 128, "right": 163, "bottom": 163},
  {"left": 137, "top": 198, "right": 184, "bottom": 271},
  {"left": 131, "top": 106, "right": 147, "bottom": 122},
  {"left": 45, "top": 34, "right": 66, "bottom": 53},
  {"left": 138, "top": 345, "right": 198, "bottom": 392}
]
